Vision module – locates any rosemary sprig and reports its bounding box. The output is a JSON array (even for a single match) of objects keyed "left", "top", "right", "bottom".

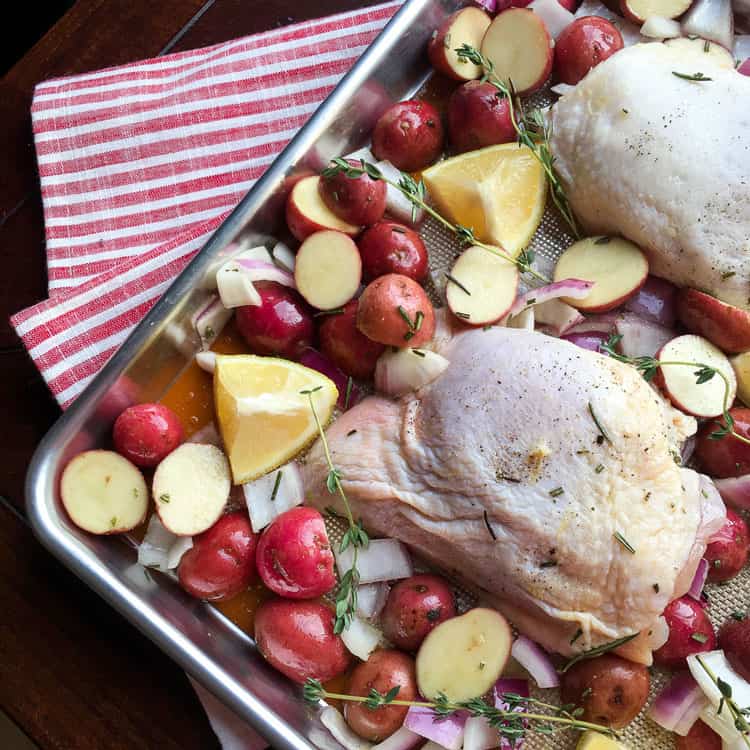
[
  {"left": 301, "top": 386, "right": 369, "bottom": 633},
  {"left": 454, "top": 44, "right": 579, "bottom": 239},
  {"left": 270, "top": 470, "right": 283, "bottom": 502},
  {"left": 303, "top": 680, "right": 617, "bottom": 742},
  {"left": 322, "top": 157, "right": 549, "bottom": 283},
  {"left": 561, "top": 633, "right": 640, "bottom": 672},
  {"left": 588, "top": 402, "right": 611, "bottom": 444},
  {"left": 613, "top": 531, "right": 636, "bottom": 554},
  {"left": 601, "top": 334, "right": 750, "bottom": 447}
]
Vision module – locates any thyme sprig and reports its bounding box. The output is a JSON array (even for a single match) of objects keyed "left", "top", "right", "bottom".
[
  {"left": 601, "top": 334, "right": 750, "bottom": 447},
  {"left": 303, "top": 680, "right": 617, "bottom": 742},
  {"left": 454, "top": 44, "right": 579, "bottom": 239},
  {"left": 301, "top": 386, "right": 369, "bottom": 633},
  {"left": 322, "top": 157, "right": 548, "bottom": 283},
  {"left": 561, "top": 633, "right": 640, "bottom": 672},
  {"left": 672, "top": 71, "right": 713, "bottom": 81}
]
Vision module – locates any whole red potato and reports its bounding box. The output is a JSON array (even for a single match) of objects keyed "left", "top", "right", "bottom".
[
  {"left": 235, "top": 282, "right": 315, "bottom": 360},
  {"left": 113, "top": 402, "right": 184, "bottom": 468},
  {"left": 676, "top": 720, "right": 722, "bottom": 750},
  {"left": 705, "top": 509, "right": 749, "bottom": 583},
  {"left": 653, "top": 596, "right": 717, "bottom": 669},
  {"left": 254, "top": 599, "right": 351, "bottom": 684},
  {"left": 178, "top": 512, "right": 258, "bottom": 601},
  {"left": 695, "top": 407, "right": 750, "bottom": 478},
  {"left": 718, "top": 615, "right": 750, "bottom": 681},
  {"left": 319, "top": 160, "right": 386, "bottom": 226},
  {"left": 447, "top": 80, "right": 516, "bottom": 154},
  {"left": 371, "top": 100, "right": 444, "bottom": 172},
  {"left": 256, "top": 507, "right": 336, "bottom": 599},
  {"left": 358, "top": 221, "right": 428, "bottom": 282},
  {"left": 554, "top": 17, "right": 623, "bottom": 85},
  {"left": 381, "top": 574, "right": 456, "bottom": 651},
  {"left": 319, "top": 300, "right": 385, "bottom": 380},
  {"left": 345, "top": 650, "right": 418, "bottom": 741}
]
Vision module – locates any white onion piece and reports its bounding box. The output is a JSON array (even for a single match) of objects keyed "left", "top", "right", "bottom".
[
  {"left": 641, "top": 15, "right": 681, "bottom": 36},
  {"left": 196, "top": 351, "right": 217, "bottom": 374},
  {"left": 187, "top": 421, "right": 222, "bottom": 447},
  {"left": 167, "top": 536, "right": 194, "bottom": 569},
  {"left": 375, "top": 348, "right": 450, "bottom": 397},
  {"left": 736, "top": 34, "right": 750, "bottom": 58},
  {"left": 682, "top": 0, "right": 734, "bottom": 50},
  {"left": 164, "top": 321, "right": 196, "bottom": 357},
  {"left": 511, "top": 636, "right": 560, "bottom": 689},
  {"left": 700, "top": 475, "right": 729, "bottom": 539},
  {"left": 217, "top": 260, "right": 261, "bottom": 308},
  {"left": 534, "top": 298, "right": 584, "bottom": 336},
  {"left": 575, "top": 0, "right": 645, "bottom": 44},
  {"left": 615, "top": 313, "right": 676, "bottom": 359},
  {"left": 320, "top": 707, "right": 372, "bottom": 750},
  {"left": 345, "top": 146, "right": 376, "bottom": 164},
  {"left": 462, "top": 716, "right": 499, "bottom": 750},
  {"left": 404, "top": 706, "right": 466, "bottom": 750},
  {"left": 371, "top": 727, "right": 422, "bottom": 750},
  {"left": 550, "top": 82, "right": 576, "bottom": 96},
  {"left": 356, "top": 582, "right": 390, "bottom": 619},
  {"left": 649, "top": 671, "right": 707, "bottom": 733},
  {"left": 336, "top": 539, "right": 413, "bottom": 584},
  {"left": 509, "top": 279, "right": 593, "bottom": 317},
  {"left": 714, "top": 475, "right": 750, "bottom": 510},
  {"left": 529, "top": 0, "right": 575, "bottom": 36},
  {"left": 674, "top": 690, "right": 709, "bottom": 736},
  {"left": 242, "top": 463, "right": 304, "bottom": 532},
  {"left": 508, "top": 306, "right": 535, "bottom": 330},
  {"left": 203, "top": 244, "right": 272, "bottom": 289},
  {"left": 234, "top": 257, "right": 296, "bottom": 288},
  {"left": 648, "top": 616, "right": 670, "bottom": 652},
  {"left": 138, "top": 514, "right": 193, "bottom": 571},
  {"left": 271, "top": 241, "right": 296, "bottom": 273},
  {"left": 192, "top": 295, "right": 232, "bottom": 350},
  {"left": 688, "top": 558, "right": 710, "bottom": 600},
  {"left": 341, "top": 615, "right": 383, "bottom": 661},
  {"left": 376, "top": 160, "right": 424, "bottom": 226}
]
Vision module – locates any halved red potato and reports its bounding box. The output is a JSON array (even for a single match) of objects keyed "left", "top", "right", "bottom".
[
  {"left": 286, "top": 176, "right": 359, "bottom": 242},
  {"left": 480, "top": 9, "right": 555, "bottom": 95},
  {"left": 677, "top": 288, "right": 750, "bottom": 354},
  {"left": 656, "top": 335, "right": 737, "bottom": 418},
  {"left": 553, "top": 236, "right": 648, "bottom": 313},
  {"left": 428, "top": 7, "right": 492, "bottom": 81},
  {"left": 620, "top": 0, "right": 691, "bottom": 24}
]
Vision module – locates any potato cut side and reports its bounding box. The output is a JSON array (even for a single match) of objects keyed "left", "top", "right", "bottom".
[
  {"left": 553, "top": 236, "right": 648, "bottom": 313},
  {"left": 446, "top": 245, "right": 519, "bottom": 326},
  {"left": 60, "top": 450, "right": 148, "bottom": 535},
  {"left": 621, "top": 0, "right": 691, "bottom": 23},
  {"left": 732, "top": 351, "right": 750, "bottom": 407},
  {"left": 288, "top": 176, "right": 359, "bottom": 237},
  {"left": 295, "top": 230, "right": 362, "bottom": 310},
  {"left": 664, "top": 37, "right": 735, "bottom": 68},
  {"left": 658, "top": 335, "right": 737, "bottom": 418},
  {"left": 480, "top": 9, "right": 554, "bottom": 94},
  {"left": 416, "top": 607, "right": 512, "bottom": 701},
  {"left": 153, "top": 443, "right": 231, "bottom": 536},
  {"left": 430, "top": 8, "right": 492, "bottom": 80}
]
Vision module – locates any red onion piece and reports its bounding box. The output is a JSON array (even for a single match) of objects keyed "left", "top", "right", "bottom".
[
  {"left": 509, "top": 279, "right": 593, "bottom": 317},
  {"left": 614, "top": 313, "right": 676, "bottom": 359},
  {"left": 510, "top": 636, "right": 560, "bottom": 689},
  {"left": 234, "top": 258, "right": 295, "bottom": 288},
  {"left": 649, "top": 671, "right": 707, "bottom": 734},
  {"left": 739, "top": 58, "right": 750, "bottom": 75},
  {"left": 299, "top": 348, "right": 361, "bottom": 411},
  {"left": 714, "top": 475, "right": 750, "bottom": 510},
  {"left": 682, "top": 0, "right": 734, "bottom": 50},
  {"left": 472, "top": 0, "right": 497, "bottom": 12},
  {"left": 565, "top": 312, "right": 619, "bottom": 335},
  {"left": 562, "top": 331, "right": 609, "bottom": 352},
  {"left": 622, "top": 275, "right": 677, "bottom": 327},
  {"left": 404, "top": 706, "right": 467, "bottom": 750},
  {"left": 534, "top": 299, "right": 584, "bottom": 336},
  {"left": 699, "top": 475, "right": 728, "bottom": 542},
  {"left": 494, "top": 678, "right": 530, "bottom": 701},
  {"left": 687, "top": 558, "right": 710, "bottom": 601},
  {"left": 371, "top": 727, "right": 423, "bottom": 750}
]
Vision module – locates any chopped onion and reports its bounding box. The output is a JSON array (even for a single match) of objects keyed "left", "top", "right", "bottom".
[
  {"left": 234, "top": 257, "right": 296, "bottom": 288},
  {"left": 299, "top": 348, "right": 361, "bottom": 410},
  {"left": 320, "top": 707, "right": 372, "bottom": 750},
  {"left": 356, "top": 582, "right": 390, "bottom": 619},
  {"left": 242, "top": 463, "right": 304, "bottom": 532},
  {"left": 534, "top": 298, "right": 584, "bottom": 336},
  {"left": 699, "top": 475, "right": 728, "bottom": 541},
  {"left": 187, "top": 421, "right": 222, "bottom": 447},
  {"left": 336, "top": 538, "right": 413, "bottom": 583},
  {"left": 375, "top": 160, "right": 424, "bottom": 226},
  {"left": 682, "top": 0, "right": 734, "bottom": 50},
  {"left": 641, "top": 15, "right": 681, "bottom": 37},
  {"left": 167, "top": 536, "right": 194, "bottom": 569},
  {"left": 271, "top": 241, "right": 295, "bottom": 273},
  {"left": 138, "top": 514, "right": 193, "bottom": 571},
  {"left": 195, "top": 351, "right": 217, "bottom": 374},
  {"left": 371, "top": 727, "right": 422, "bottom": 750},
  {"left": 511, "top": 636, "right": 560, "bottom": 689},
  {"left": 203, "top": 244, "right": 272, "bottom": 290},
  {"left": 681, "top": 435, "right": 696, "bottom": 465},
  {"left": 494, "top": 678, "right": 530, "bottom": 702},
  {"left": 472, "top": 0, "right": 497, "bottom": 12},
  {"left": 217, "top": 259, "right": 261, "bottom": 308},
  {"left": 404, "top": 706, "right": 467, "bottom": 750},
  {"left": 615, "top": 313, "right": 676, "bottom": 359},
  {"left": 164, "top": 321, "right": 195, "bottom": 357},
  {"left": 648, "top": 615, "right": 670, "bottom": 652},
  {"left": 714, "top": 475, "right": 750, "bottom": 510},
  {"left": 649, "top": 671, "right": 707, "bottom": 734},
  {"left": 622, "top": 275, "right": 677, "bottom": 327},
  {"left": 550, "top": 82, "right": 576, "bottom": 96},
  {"left": 462, "top": 716, "right": 499, "bottom": 750},
  {"left": 375, "top": 348, "right": 450, "bottom": 397},
  {"left": 565, "top": 313, "right": 619, "bottom": 335},
  {"left": 509, "top": 279, "right": 593, "bottom": 318},
  {"left": 344, "top": 146, "right": 376, "bottom": 164},
  {"left": 192, "top": 295, "right": 232, "bottom": 350},
  {"left": 341, "top": 615, "right": 383, "bottom": 661},
  {"left": 739, "top": 58, "right": 750, "bottom": 75},
  {"left": 507, "top": 307, "right": 535, "bottom": 330},
  {"left": 561, "top": 331, "right": 609, "bottom": 352},
  {"left": 688, "top": 558, "right": 710, "bottom": 601},
  {"left": 529, "top": 0, "right": 574, "bottom": 36}
]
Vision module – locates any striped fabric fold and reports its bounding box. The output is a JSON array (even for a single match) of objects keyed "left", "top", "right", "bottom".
[{"left": 11, "top": 1, "right": 401, "bottom": 408}]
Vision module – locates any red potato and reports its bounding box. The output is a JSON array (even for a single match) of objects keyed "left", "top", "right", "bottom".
[
  {"left": 675, "top": 720, "right": 722, "bottom": 750},
  {"left": 357, "top": 274, "right": 436, "bottom": 348},
  {"left": 695, "top": 408, "right": 750, "bottom": 478},
  {"left": 178, "top": 511, "right": 258, "bottom": 601},
  {"left": 358, "top": 221, "right": 428, "bottom": 282},
  {"left": 345, "top": 650, "right": 418, "bottom": 741},
  {"left": 677, "top": 288, "right": 750, "bottom": 355},
  {"left": 286, "top": 175, "right": 359, "bottom": 242},
  {"left": 718, "top": 616, "right": 750, "bottom": 681},
  {"left": 318, "top": 300, "right": 385, "bottom": 380},
  {"left": 371, "top": 101, "right": 444, "bottom": 172},
  {"left": 705, "top": 509, "right": 750, "bottom": 583},
  {"left": 447, "top": 81, "right": 516, "bottom": 154},
  {"left": 113, "top": 402, "right": 184, "bottom": 468},
  {"left": 560, "top": 655, "right": 650, "bottom": 728},
  {"left": 235, "top": 282, "right": 315, "bottom": 360},
  {"left": 254, "top": 599, "right": 351, "bottom": 684},
  {"left": 381, "top": 574, "right": 456, "bottom": 651},
  {"left": 428, "top": 7, "right": 492, "bottom": 81},
  {"left": 319, "top": 160, "right": 386, "bottom": 227},
  {"left": 653, "top": 596, "right": 717, "bottom": 669},
  {"left": 554, "top": 17, "right": 624, "bottom": 85},
  {"left": 255, "top": 507, "right": 336, "bottom": 599}
]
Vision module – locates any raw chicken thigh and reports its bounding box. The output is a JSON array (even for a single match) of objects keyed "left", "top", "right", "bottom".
[
  {"left": 550, "top": 43, "right": 750, "bottom": 309},
  {"left": 303, "top": 326, "right": 723, "bottom": 662}
]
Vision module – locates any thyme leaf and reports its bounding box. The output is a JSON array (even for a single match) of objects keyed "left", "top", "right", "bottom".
[{"left": 672, "top": 71, "right": 713, "bottom": 81}]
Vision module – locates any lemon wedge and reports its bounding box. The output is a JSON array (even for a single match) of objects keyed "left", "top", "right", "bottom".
[
  {"left": 576, "top": 731, "right": 630, "bottom": 750},
  {"left": 422, "top": 143, "right": 546, "bottom": 257},
  {"left": 214, "top": 354, "right": 337, "bottom": 484}
]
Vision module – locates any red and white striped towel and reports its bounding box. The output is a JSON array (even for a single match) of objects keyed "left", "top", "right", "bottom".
[{"left": 10, "top": 0, "right": 401, "bottom": 409}]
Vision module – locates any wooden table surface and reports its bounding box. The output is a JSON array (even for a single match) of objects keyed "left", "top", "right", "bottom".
[{"left": 0, "top": 1, "right": 379, "bottom": 746}]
